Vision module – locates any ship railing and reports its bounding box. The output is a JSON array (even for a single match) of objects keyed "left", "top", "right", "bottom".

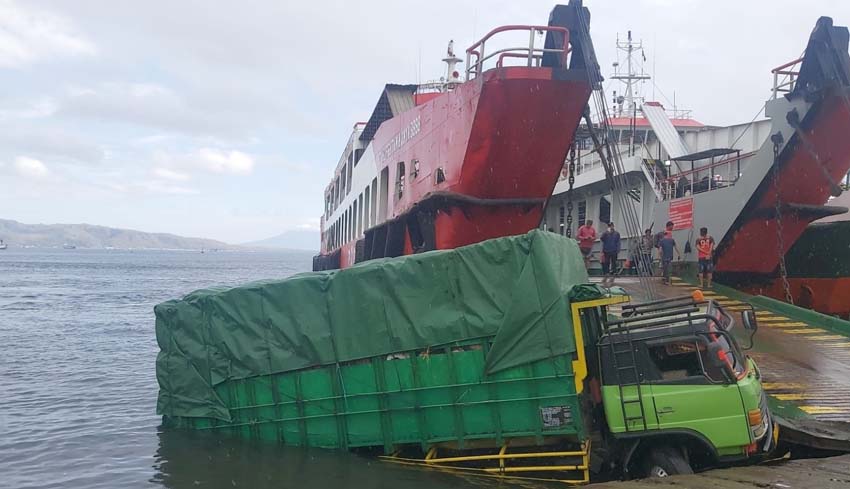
[
  {"left": 771, "top": 56, "right": 803, "bottom": 100},
  {"left": 640, "top": 158, "right": 664, "bottom": 202},
  {"left": 466, "top": 25, "right": 570, "bottom": 79},
  {"left": 657, "top": 151, "right": 756, "bottom": 201}
]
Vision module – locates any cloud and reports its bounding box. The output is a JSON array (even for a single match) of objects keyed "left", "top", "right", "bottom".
[
  {"left": 151, "top": 148, "right": 256, "bottom": 178},
  {"left": 140, "top": 180, "right": 199, "bottom": 195},
  {"left": 14, "top": 156, "right": 49, "bottom": 179},
  {"left": 102, "top": 179, "right": 198, "bottom": 196},
  {"left": 0, "top": 124, "right": 105, "bottom": 163},
  {"left": 196, "top": 148, "right": 254, "bottom": 175},
  {"left": 0, "top": 0, "right": 96, "bottom": 68},
  {"left": 60, "top": 82, "right": 202, "bottom": 132},
  {"left": 57, "top": 81, "right": 293, "bottom": 140},
  {"left": 152, "top": 167, "right": 189, "bottom": 181},
  {"left": 0, "top": 97, "right": 57, "bottom": 120}
]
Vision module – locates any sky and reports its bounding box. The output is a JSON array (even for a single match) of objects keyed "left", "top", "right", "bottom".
[{"left": 1, "top": 0, "right": 848, "bottom": 243}]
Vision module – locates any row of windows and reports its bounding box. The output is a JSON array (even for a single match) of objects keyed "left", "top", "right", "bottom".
[
  {"left": 325, "top": 157, "right": 439, "bottom": 251},
  {"left": 326, "top": 176, "right": 380, "bottom": 250},
  {"left": 324, "top": 148, "right": 365, "bottom": 219}
]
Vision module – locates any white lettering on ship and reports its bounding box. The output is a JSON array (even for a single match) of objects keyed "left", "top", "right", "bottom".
[{"left": 378, "top": 116, "right": 421, "bottom": 163}]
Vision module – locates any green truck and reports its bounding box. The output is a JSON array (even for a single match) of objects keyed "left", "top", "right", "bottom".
[{"left": 155, "top": 231, "right": 774, "bottom": 483}]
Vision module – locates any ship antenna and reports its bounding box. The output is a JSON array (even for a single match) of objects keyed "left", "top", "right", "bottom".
[
  {"left": 443, "top": 39, "right": 462, "bottom": 88},
  {"left": 610, "top": 29, "right": 650, "bottom": 115}
]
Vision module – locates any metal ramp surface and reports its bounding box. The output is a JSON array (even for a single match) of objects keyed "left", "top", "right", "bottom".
[{"left": 641, "top": 102, "right": 690, "bottom": 159}]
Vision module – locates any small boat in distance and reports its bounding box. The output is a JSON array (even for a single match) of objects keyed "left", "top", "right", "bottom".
[
  {"left": 0, "top": 240, "right": 7, "bottom": 250},
  {"left": 62, "top": 243, "right": 76, "bottom": 250}
]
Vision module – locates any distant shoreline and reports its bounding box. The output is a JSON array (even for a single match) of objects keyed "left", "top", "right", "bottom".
[{"left": 0, "top": 245, "right": 317, "bottom": 253}]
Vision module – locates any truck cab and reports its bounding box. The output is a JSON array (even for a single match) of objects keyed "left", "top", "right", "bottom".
[{"left": 571, "top": 293, "right": 773, "bottom": 478}]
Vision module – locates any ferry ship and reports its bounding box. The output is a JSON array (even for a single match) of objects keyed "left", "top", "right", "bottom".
[
  {"left": 542, "top": 18, "right": 850, "bottom": 316},
  {"left": 314, "top": 1, "right": 599, "bottom": 270}
]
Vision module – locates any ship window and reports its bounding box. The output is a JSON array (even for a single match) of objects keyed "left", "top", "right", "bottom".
[
  {"left": 599, "top": 194, "right": 611, "bottom": 225},
  {"left": 412, "top": 159, "right": 420, "bottom": 178},
  {"left": 353, "top": 200, "right": 359, "bottom": 239},
  {"left": 558, "top": 204, "right": 565, "bottom": 235},
  {"left": 350, "top": 206, "right": 354, "bottom": 240},
  {"left": 435, "top": 167, "right": 446, "bottom": 184},
  {"left": 347, "top": 161, "right": 353, "bottom": 195},
  {"left": 352, "top": 205, "right": 355, "bottom": 240},
  {"left": 371, "top": 177, "right": 379, "bottom": 224},
  {"left": 578, "top": 200, "right": 587, "bottom": 225},
  {"left": 353, "top": 148, "right": 365, "bottom": 167},
  {"left": 335, "top": 176, "right": 341, "bottom": 208},
  {"left": 396, "top": 161, "right": 405, "bottom": 200},
  {"left": 379, "top": 168, "right": 389, "bottom": 222},
  {"left": 364, "top": 187, "right": 371, "bottom": 229},
  {"left": 359, "top": 193, "right": 365, "bottom": 234}
]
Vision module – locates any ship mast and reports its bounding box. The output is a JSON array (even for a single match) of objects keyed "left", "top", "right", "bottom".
[{"left": 610, "top": 31, "right": 650, "bottom": 117}]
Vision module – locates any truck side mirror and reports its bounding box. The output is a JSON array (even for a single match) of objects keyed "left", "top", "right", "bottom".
[
  {"left": 742, "top": 310, "right": 758, "bottom": 332},
  {"left": 741, "top": 309, "right": 757, "bottom": 350}
]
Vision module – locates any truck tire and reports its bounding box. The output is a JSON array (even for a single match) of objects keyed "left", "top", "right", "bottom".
[{"left": 643, "top": 446, "right": 693, "bottom": 478}]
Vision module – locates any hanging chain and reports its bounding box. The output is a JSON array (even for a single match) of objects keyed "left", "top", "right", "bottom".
[
  {"left": 771, "top": 133, "right": 794, "bottom": 304},
  {"left": 565, "top": 143, "right": 576, "bottom": 237},
  {"left": 787, "top": 109, "right": 843, "bottom": 197}
]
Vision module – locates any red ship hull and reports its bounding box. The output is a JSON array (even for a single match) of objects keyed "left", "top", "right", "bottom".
[
  {"left": 744, "top": 278, "right": 850, "bottom": 319},
  {"left": 316, "top": 6, "right": 597, "bottom": 271},
  {"left": 715, "top": 91, "right": 850, "bottom": 275},
  {"left": 327, "top": 67, "right": 591, "bottom": 269}
]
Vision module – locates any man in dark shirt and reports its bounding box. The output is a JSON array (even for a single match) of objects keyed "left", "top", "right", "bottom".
[
  {"left": 657, "top": 231, "right": 682, "bottom": 285},
  {"left": 639, "top": 229, "right": 654, "bottom": 276},
  {"left": 600, "top": 222, "right": 621, "bottom": 286}
]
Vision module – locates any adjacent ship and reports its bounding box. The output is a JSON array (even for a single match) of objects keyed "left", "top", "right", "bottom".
[
  {"left": 543, "top": 17, "right": 850, "bottom": 318},
  {"left": 314, "top": 1, "right": 599, "bottom": 270}
]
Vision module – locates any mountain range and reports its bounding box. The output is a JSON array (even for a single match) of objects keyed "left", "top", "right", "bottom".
[
  {"left": 0, "top": 218, "right": 320, "bottom": 251},
  {"left": 242, "top": 229, "right": 318, "bottom": 251},
  {"left": 0, "top": 218, "right": 234, "bottom": 250}
]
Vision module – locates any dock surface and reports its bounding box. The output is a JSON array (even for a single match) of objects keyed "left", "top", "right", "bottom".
[{"left": 593, "top": 454, "right": 850, "bottom": 488}]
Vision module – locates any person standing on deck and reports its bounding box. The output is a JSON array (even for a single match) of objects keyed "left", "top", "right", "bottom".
[
  {"left": 657, "top": 230, "right": 681, "bottom": 285},
  {"left": 600, "top": 222, "right": 621, "bottom": 286},
  {"left": 576, "top": 220, "right": 597, "bottom": 268},
  {"left": 639, "top": 229, "right": 654, "bottom": 276},
  {"left": 696, "top": 227, "right": 716, "bottom": 288}
]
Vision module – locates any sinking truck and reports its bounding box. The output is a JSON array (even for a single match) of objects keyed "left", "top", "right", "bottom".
[{"left": 155, "top": 230, "right": 771, "bottom": 483}]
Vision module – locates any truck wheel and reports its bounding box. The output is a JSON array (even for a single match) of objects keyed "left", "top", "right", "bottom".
[{"left": 643, "top": 447, "right": 693, "bottom": 478}]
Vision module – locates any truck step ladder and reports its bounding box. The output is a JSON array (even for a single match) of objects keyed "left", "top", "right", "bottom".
[{"left": 607, "top": 324, "right": 649, "bottom": 432}]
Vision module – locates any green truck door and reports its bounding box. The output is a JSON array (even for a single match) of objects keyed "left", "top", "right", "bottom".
[{"left": 645, "top": 339, "right": 751, "bottom": 452}]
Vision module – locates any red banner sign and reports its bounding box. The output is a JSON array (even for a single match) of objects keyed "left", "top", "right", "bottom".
[{"left": 669, "top": 197, "right": 694, "bottom": 230}]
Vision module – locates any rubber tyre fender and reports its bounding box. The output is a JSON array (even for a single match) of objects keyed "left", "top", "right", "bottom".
[{"left": 642, "top": 446, "right": 694, "bottom": 478}]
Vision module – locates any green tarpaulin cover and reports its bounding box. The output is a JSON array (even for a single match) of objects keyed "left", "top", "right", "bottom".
[{"left": 156, "top": 230, "right": 589, "bottom": 422}]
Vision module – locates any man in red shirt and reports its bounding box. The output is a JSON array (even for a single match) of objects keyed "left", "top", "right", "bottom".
[
  {"left": 576, "top": 220, "right": 596, "bottom": 268},
  {"left": 696, "top": 226, "right": 716, "bottom": 288}
]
